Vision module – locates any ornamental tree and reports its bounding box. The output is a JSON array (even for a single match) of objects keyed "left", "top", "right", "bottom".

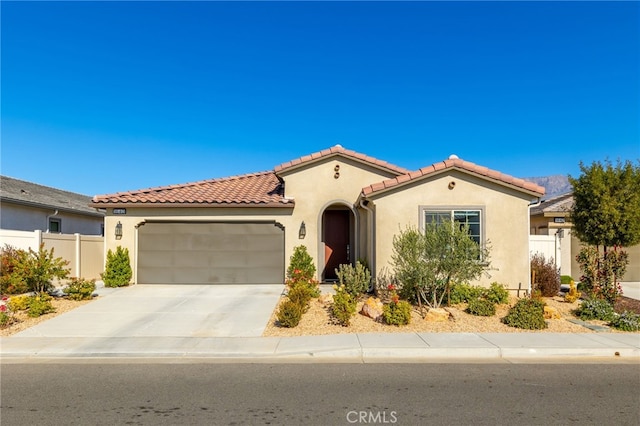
[{"left": 569, "top": 159, "right": 640, "bottom": 301}]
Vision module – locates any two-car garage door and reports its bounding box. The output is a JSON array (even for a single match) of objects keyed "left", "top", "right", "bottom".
[{"left": 137, "top": 222, "right": 285, "bottom": 284}]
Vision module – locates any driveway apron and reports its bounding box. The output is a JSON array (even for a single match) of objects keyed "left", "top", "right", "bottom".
[{"left": 13, "top": 285, "right": 285, "bottom": 338}]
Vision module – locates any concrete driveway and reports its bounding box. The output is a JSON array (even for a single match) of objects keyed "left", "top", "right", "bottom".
[{"left": 14, "top": 284, "right": 285, "bottom": 338}]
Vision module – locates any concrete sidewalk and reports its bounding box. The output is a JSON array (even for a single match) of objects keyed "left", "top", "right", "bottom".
[{"left": 2, "top": 332, "right": 639, "bottom": 362}]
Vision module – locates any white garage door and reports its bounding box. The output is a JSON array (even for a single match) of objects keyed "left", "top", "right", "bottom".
[{"left": 137, "top": 222, "right": 285, "bottom": 284}]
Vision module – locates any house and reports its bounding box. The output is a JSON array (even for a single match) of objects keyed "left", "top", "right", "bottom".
[
  {"left": 90, "top": 146, "right": 545, "bottom": 290},
  {"left": 1, "top": 175, "right": 105, "bottom": 235},
  {"left": 530, "top": 192, "right": 640, "bottom": 282}
]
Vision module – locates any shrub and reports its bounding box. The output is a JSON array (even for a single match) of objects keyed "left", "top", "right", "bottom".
[
  {"left": 383, "top": 299, "right": 412, "bottom": 326},
  {"left": 564, "top": 281, "right": 580, "bottom": 303},
  {"left": 287, "top": 283, "right": 312, "bottom": 311},
  {"left": 12, "top": 243, "right": 70, "bottom": 293},
  {"left": 7, "top": 295, "right": 30, "bottom": 311},
  {"left": 485, "top": 282, "right": 510, "bottom": 305},
  {"left": 0, "top": 245, "right": 29, "bottom": 295},
  {"left": 0, "top": 296, "right": 13, "bottom": 327},
  {"left": 287, "top": 245, "right": 316, "bottom": 281},
  {"left": 561, "top": 275, "right": 574, "bottom": 285},
  {"left": 276, "top": 299, "right": 303, "bottom": 328},
  {"left": 336, "top": 261, "right": 371, "bottom": 297},
  {"left": 63, "top": 277, "right": 96, "bottom": 301},
  {"left": 101, "top": 246, "right": 132, "bottom": 287},
  {"left": 467, "top": 298, "right": 496, "bottom": 316},
  {"left": 502, "top": 298, "right": 548, "bottom": 330},
  {"left": 575, "top": 298, "right": 615, "bottom": 321},
  {"left": 609, "top": 311, "right": 640, "bottom": 332},
  {"left": 531, "top": 253, "right": 560, "bottom": 297},
  {"left": 27, "top": 293, "right": 55, "bottom": 318},
  {"left": 448, "top": 283, "right": 483, "bottom": 305},
  {"left": 331, "top": 285, "right": 357, "bottom": 326}
]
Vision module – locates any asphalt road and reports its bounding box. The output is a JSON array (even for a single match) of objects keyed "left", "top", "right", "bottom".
[{"left": 1, "top": 363, "right": 638, "bottom": 425}]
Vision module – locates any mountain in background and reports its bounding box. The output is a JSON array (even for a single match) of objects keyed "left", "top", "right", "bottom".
[{"left": 524, "top": 174, "right": 572, "bottom": 199}]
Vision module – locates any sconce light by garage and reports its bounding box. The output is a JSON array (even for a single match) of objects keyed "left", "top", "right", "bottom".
[
  {"left": 115, "top": 221, "right": 123, "bottom": 239},
  {"left": 448, "top": 181, "right": 456, "bottom": 190},
  {"left": 299, "top": 221, "right": 306, "bottom": 239}
]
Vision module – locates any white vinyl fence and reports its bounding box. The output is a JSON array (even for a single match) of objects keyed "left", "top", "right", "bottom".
[{"left": 0, "top": 229, "right": 104, "bottom": 280}]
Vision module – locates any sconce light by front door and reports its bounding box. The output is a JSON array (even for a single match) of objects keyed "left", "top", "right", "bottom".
[
  {"left": 299, "top": 221, "right": 306, "bottom": 239},
  {"left": 115, "top": 221, "right": 123, "bottom": 240}
]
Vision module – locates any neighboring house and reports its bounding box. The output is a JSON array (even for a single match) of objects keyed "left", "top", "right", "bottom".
[
  {"left": 0, "top": 175, "right": 105, "bottom": 235},
  {"left": 530, "top": 192, "right": 640, "bottom": 282},
  {"left": 91, "top": 146, "right": 545, "bottom": 289}
]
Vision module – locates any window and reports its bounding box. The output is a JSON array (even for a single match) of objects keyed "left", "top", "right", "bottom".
[
  {"left": 423, "top": 209, "right": 482, "bottom": 245},
  {"left": 49, "top": 218, "right": 61, "bottom": 233}
]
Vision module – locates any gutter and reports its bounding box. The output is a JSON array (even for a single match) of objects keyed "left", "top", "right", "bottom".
[
  {"left": 527, "top": 198, "right": 543, "bottom": 295},
  {"left": 359, "top": 198, "right": 375, "bottom": 291}
]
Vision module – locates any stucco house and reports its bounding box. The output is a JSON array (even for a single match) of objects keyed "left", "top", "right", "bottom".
[
  {"left": 530, "top": 192, "right": 640, "bottom": 282},
  {"left": 1, "top": 175, "right": 105, "bottom": 235},
  {"left": 91, "top": 146, "right": 545, "bottom": 290}
]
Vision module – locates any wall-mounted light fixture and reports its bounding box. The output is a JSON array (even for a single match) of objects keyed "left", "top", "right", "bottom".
[
  {"left": 299, "top": 221, "right": 306, "bottom": 239},
  {"left": 115, "top": 221, "right": 123, "bottom": 240}
]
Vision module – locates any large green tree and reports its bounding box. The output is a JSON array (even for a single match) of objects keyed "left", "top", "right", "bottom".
[{"left": 569, "top": 159, "right": 640, "bottom": 302}]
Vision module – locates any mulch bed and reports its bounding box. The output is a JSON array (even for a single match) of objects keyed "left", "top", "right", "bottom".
[{"left": 614, "top": 296, "right": 640, "bottom": 315}]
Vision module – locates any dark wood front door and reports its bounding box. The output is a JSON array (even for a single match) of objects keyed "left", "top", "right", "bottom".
[{"left": 323, "top": 210, "right": 350, "bottom": 281}]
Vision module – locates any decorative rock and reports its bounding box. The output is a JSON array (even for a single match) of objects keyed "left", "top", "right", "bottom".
[
  {"left": 318, "top": 294, "right": 333, "bottom": 305},
  {"left": 360, "top": 297, "right": 384, "bottom": 320},
  {"left": 544, "top": 306, "right": 561, "bottom": 319},
  {"left": 424, "top": 307, "right": 451, "bottom": 322}
]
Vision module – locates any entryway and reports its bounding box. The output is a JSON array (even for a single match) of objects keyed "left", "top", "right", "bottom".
[{"left": 321, "top": 206, "right": 355, "bottom": 281}]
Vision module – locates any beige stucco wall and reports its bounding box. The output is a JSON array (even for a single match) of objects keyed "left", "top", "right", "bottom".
[
  {"left": 278, "top": 157, "right": 399, "bottom": 279},
  {"left": 369, "top": 170, "right": 538, "bottom": 290}
]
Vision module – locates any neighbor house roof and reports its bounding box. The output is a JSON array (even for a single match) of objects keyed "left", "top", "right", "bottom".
[
  {"left": 530, "top": 192, "right": 573, "bottom": 216},
  {"left": 274, "top": 145, "right": 410, "bottom": 176},
  {"left": 90, "top": 171, "right": 292, "bottom": 207},
  {"left": 0, "top": 175, "right": 104, "bottom": 217},
  {"left": 361, "top": 157, "right": 545, "bottom": 198}
]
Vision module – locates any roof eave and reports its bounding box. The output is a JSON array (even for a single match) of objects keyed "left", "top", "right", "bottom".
[
  {"left": 2, "top": 196, "right": 105, "bottom": 217},
  {"left": 89, "top": 201, "right": 295, "bottom": 209}
]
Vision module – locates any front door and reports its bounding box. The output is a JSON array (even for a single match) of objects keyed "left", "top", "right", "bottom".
[{"left": 323, "top": 210, "right": 350, "bottom": 281}]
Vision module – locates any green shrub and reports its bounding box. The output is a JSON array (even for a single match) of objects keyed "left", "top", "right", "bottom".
[
  {"left": 336, "top": 261, "right": 371, "bottom": 297},
  {"left": 575, "top": 298, "right": 616, "bottom": 321},
  {"left": 331, "top": 285, "right": 357, "bottom": 326},
  {"left": 101, "top": 246, "right": 132, "bottom": 287},
  {"left": 276, "top": 299, "right": 303, "bottom": 328},
  {"left": 448, "top": 283, "right": 483, "bottom": 305},
  {"left": 287, "top": 245, "right": 316, "bottom": 281},
  {"left": 531, "top": 253, "right": 560, "bottom": 297},
  {"left": 502, "top": 298, "right": 548, "bottom": 330},
  {"left": 609, "top": 311, "right": 640, "bottom": 332},
  {"left": 27, "top": 293, "right": 55, "bottom": 318},
  {"left": 467, "top": 298, "right": 496, "bottom": 316},
  {"left": 7, "top": 295, "right": 30, "bottom": 311},
  {"left": 382, "top": 300, "right": 412, "bottom": 326},
  {"left": 287, "top": 283, "right": 312, "bottom": 311},
  {"left": 485, "top": 282, "right": 510, "bottom": 304},
  {"left": 561, "top": 275, "right": 574, "bottom": 285},
  {"left": 12, "top": 243, "right": 70, "bottom": 293},
  {"left": 63, "top": 277, "right": 96, "bottom": 301},
  {"left": 0, "top": 245, "right": 29, "bottom": 295},
  {"left": 0, "top": 311, "right": 10, "bottom": 327}
]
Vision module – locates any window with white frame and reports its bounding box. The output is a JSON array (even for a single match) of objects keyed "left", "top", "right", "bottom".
[{"left": 422, "top": 209, "right": 482, "bottom": 245}]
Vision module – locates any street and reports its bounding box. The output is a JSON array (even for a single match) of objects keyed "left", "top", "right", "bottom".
[{"left": 1, "top": 362, "right": 638, "bottom": 425}]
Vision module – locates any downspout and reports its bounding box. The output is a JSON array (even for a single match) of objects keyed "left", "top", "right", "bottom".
[
  {"left": 359, "top": 198, "right": 375, "bottom": 291},
  {"left": 45, "top": 209, "right": 59, "bottom": 233},
  {"left": 527, "top": 198, "right": 542, "bottom": 296}
]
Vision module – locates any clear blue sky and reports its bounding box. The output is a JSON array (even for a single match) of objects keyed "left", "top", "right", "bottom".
[{"left": 2, "top": 1, "right": 638, "bottom": 197}]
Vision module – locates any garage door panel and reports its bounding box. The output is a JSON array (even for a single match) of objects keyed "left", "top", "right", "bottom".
[{"left": 137, "top": 222, "right": 284, "bottom": 284}]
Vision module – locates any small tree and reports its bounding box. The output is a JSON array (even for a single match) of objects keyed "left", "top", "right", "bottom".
[
  {"left": 286, "top": 245, "right": 316, "bottom": 281},
  {"left": 101, "top": 246, "right": 132, "bottom": 287},
  {"left": 569, "top": 159, "right": 640, "bottom": 302},
  {"left": 13, "top": 243, "right": 70, "bottom": 293},
  {"left": 391, "top": 222, "right": 491, "bottom": 311}
]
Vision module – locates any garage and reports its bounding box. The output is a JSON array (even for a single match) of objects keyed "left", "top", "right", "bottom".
[{"left": 137, "top": 221, "right": 285, "bottom": 284}]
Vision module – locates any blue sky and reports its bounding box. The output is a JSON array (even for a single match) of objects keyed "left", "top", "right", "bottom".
[{"left": 2, "top": 1, "right": 638, "bottom": 197}]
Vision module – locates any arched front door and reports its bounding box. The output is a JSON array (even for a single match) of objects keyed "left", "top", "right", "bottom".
[{"left": 322, "top": 207, "right": 352, "bottom": 281}]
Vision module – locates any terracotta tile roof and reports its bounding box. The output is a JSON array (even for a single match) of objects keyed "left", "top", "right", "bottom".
[
  {"left": 274, "top": 145, "right": 410, "bottom": 176},
  {"left": 1, "top": 175, "right": 104, "bottom": 217},
  {"left": 90, "top": 171, "right": 292, "bottom": 207},
  {"left": 362, "top": 157, "right": 546, "bottom": 197},
  {"left": 530, "top": 192, "right": 573, "bottom": 215}
]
